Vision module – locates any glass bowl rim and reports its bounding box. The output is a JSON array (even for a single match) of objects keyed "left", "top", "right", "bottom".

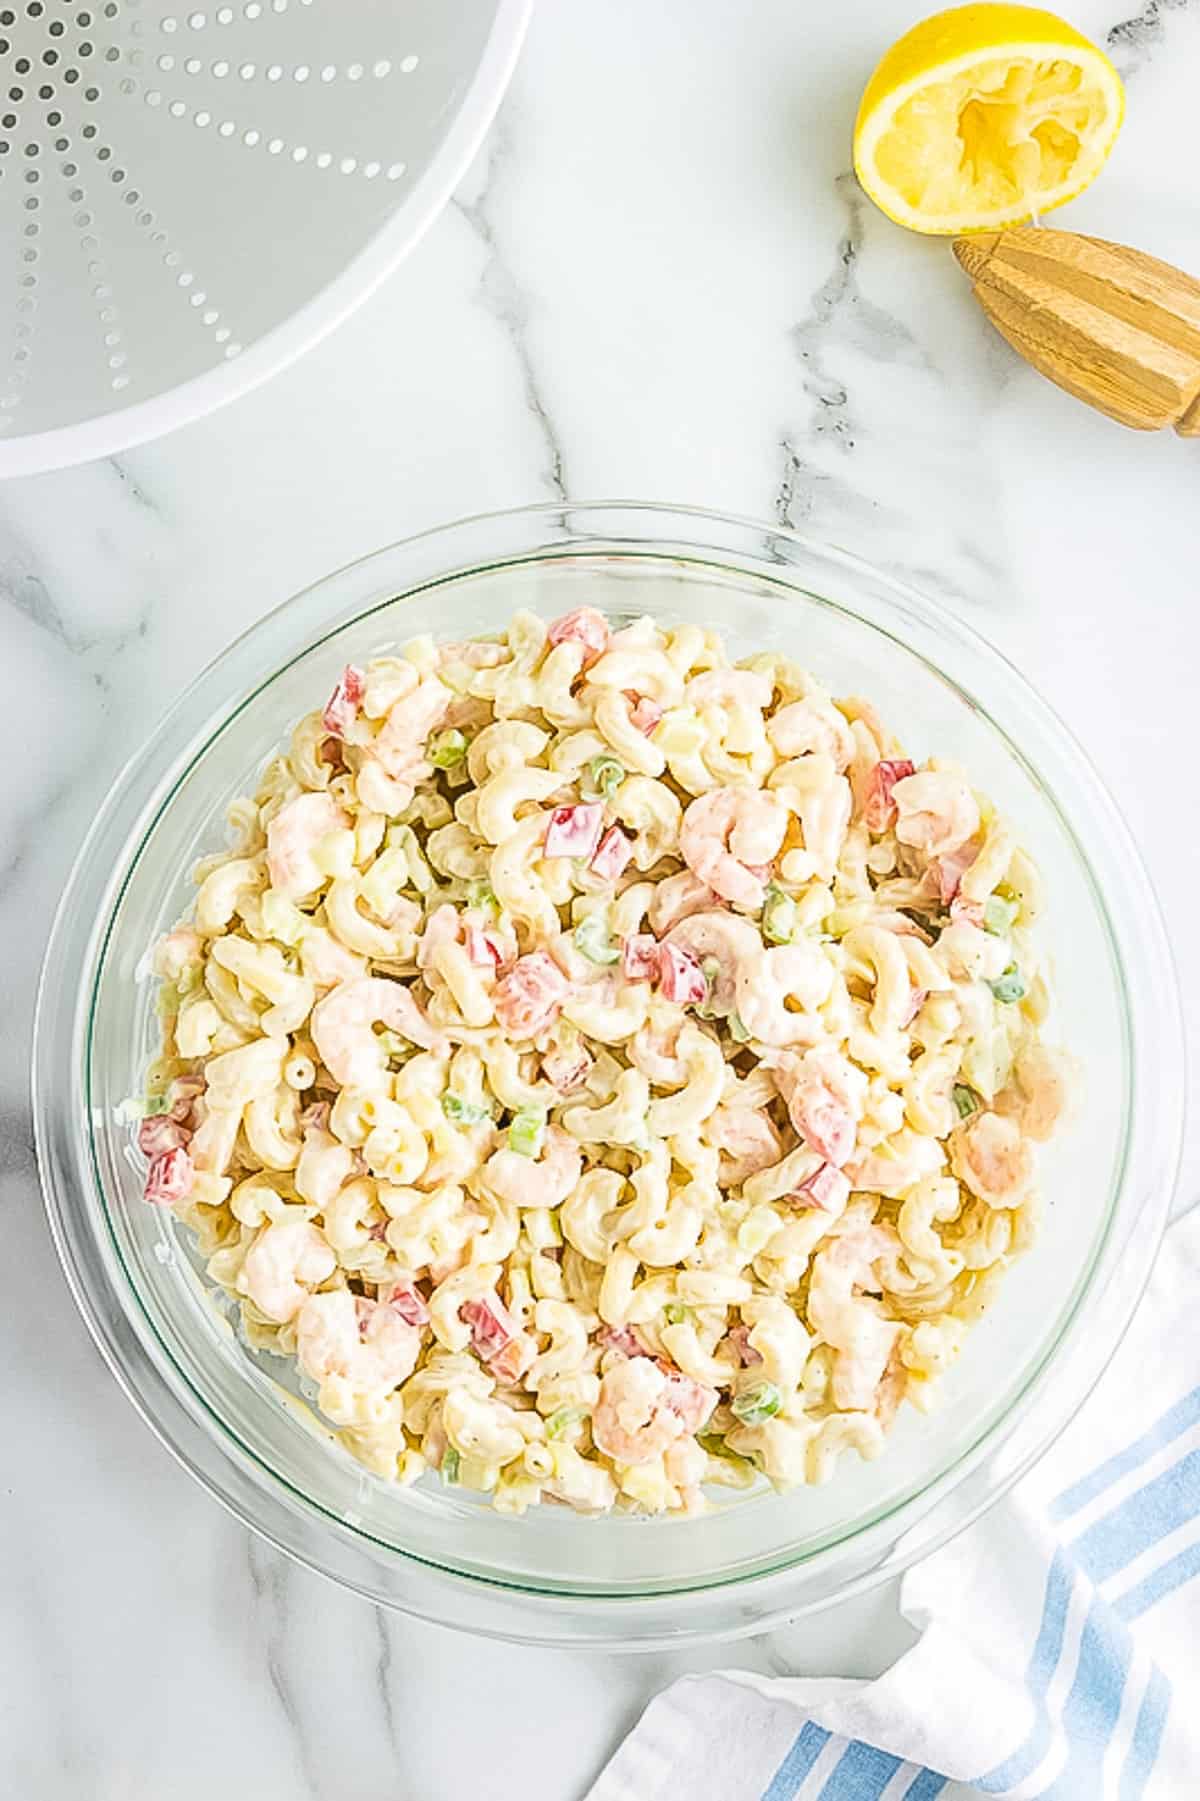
[{"left": 34, "top": 499, "right": 1186, "bottom": 1643}]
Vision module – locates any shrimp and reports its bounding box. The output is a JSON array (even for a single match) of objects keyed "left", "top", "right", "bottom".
[
  {"left": 266, "top": 791, "right": 348, "bottom": 900},
  {"left": 299, "top": 926, "right": 367, "bottom": 990},
  {"left": 294, "top": 1112, "right": 356, "bottom": 1210},
  {"left": 480, "top": 1126, "right": 582, "bottom": 1210},
  {"left": 808, "top": 1220, "right": 900, "bottom": 1411},
  {"left": 373, "top": 675, "right": 451, "bottom": 776},
  {"left": 734, "top": 942, "right": 834, "bottom": 1047},
  {"left": 647, "top": 869, "right": 724, "bottom": 934},
  {"left": 950, "top": 1111, "right": 1034, "bottom": 1208},
  {"left": 239, "top": 1217, "right": 336, "bottom": 1323},
  {"left": 546, "top": 606, "right": 610, "bottom": 667},
  {"left": 590, "top": 1355, "right": 714, "bottom": 1466},
  {"left": 767, "top": 696, "right": 855, "bottom": 768},
  {"left": 492, "top": 951, "right": 570, "bottom": 1040},
  {"left": 311, "top": 976, "right": 446, "bottom": 1088},
  {"left": 995, "top": 1044, "right": 1077, "bottom": 1142},
  {"left": 685, "top": 668, "right": 773, "bottom": 711},
  {"left": 679, "top": 788, "right": 788, "bottom": 912},
  {"left": 846, "top": 1127, "right": 946, "bottom": 1198},
  {"left": 892, "top": 769, "right": 980, "bottom": 858},
  {"left": 862, "top": 759, "right": 915, "bottom": 834},
  {"left": 296, "top": 1289, "right": 422, "bottom": 1390},
  {"left": 707, "top": 1104, "right": 783, "bottom": 1186},
  {"left": 771, "top": 1045, "right": 865, "bottom": 1165}
]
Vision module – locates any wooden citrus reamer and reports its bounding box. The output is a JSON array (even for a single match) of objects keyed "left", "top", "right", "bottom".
[{"left": 953, "top": 225, "right": 1200, "bottom": 434}]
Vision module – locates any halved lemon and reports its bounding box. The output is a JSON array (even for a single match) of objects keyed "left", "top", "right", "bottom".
[{"left": 853, "top": 4, "right": 1125, "bottom": 235}]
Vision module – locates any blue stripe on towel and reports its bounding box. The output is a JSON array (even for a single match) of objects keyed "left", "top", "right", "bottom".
[
  {"left": 1036, "top": 1598, "right": 1133, "bottom": 1798},
  {"left": 1118, "top": 1668, "right": 1171, "bottom": 1801},
  {"left": 1115, "top": 1537, "right": 1200, "bottom": 1622},
  {"left": 901, "top": 1773, "right": 947, "bottom": 1799},
  {"left": 762, "top": 1722, "right": 831, "bottom": 1800},
  {"left": 1070, "top": 1449, "right": 1200, "bottom": 1586},
  {"left": 1051, "top": 1386, "right": 1200, "bottom": 1523},
  {"left": 815, "top": 1740, "right": 903, "bottom": 1798},
  {"left": 975, "top": 1550, "right": 1075, "bottom": 1792}
]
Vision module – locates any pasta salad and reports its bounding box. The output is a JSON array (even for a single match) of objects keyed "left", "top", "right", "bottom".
[{"left": 135, "top": 606, "right": 1073, "bottom": 1518}]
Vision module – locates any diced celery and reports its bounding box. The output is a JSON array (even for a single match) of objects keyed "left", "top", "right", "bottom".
[
  {"left": 952, "top": 1084, "right": 980, "bottom": 1120},
  {"left": 988, "top": 966, "right": 1027, "bottom": 1004},
  {"left": 983, "top": 894, "right": 1019, "bottom": 935},
  {"left": 545, "top": 1405, "right": 588, "bottom": 1441},
  {"left": 664, "top": 1302, "right": 692, "bottom": 1326},
  {"left": 428, "top": 728, "right": 468, "bottom": 769},
  {"left": 508, "top": 1107, "right": 547, "bottom": 1158},
  {"left": 441, "top": 1447, "right": 461, "bottom": 1484},
  {"left": 761, "top": 885, "right": 796, "bottom": 945},
  {"left": 574, "top": 915, "right": 620, "bottom": 965},
  {"left": 466, "top": 878, "right": 497, "bottom": 913},
  {"left": 441, "top": 1093, "right": 491, "bottom": 1125},
  {"left": 730, "top": 1380, "right": 782, "bottom": 1424},
  {"left": 737, "top": 1205, "right": 782, "bottom": 1258},
  {"left": 728, "top": 1013, "right": 751, "bottom": 1043}
]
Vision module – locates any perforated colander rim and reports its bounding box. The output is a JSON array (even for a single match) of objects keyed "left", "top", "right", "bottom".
[{"left": 0, "top": 0, "right": 531, "bottom": 477}]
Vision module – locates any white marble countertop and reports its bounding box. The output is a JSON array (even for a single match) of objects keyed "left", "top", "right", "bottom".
[{"left": 4, "top": 1, "right": 1200, "bottom": 1795}]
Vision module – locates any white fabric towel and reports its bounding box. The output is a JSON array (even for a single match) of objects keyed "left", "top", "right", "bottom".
[{"left": 588, "top": 1209, "right": 1200, "bottom": 1801}]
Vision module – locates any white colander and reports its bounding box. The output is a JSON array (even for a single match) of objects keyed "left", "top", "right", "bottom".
[{"left": 0, "top": 0, "right": 530, "bottom": 475}]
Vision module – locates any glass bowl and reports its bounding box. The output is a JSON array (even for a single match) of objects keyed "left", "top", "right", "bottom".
[{"left": 34, "top": 502, "right": 1184, "bottom": 1648}]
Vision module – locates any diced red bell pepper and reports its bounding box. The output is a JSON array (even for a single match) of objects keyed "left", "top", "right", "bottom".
[
  {"left": 322, "top": 664, "right": 365, "bottom": 738},
  {"left": 621, "top": 933, "right": 659, "bottom": 982},
  {"left": 143, "top": 1146, "right": 195, "bottom": 1206},
  {"left": 656, "top": 942, "right": 708, "bottom": 1005},
  {"left": 589, "top": 824, "right": 632, "bottom": 883},
  {"left": 544, "top": 802, "right": 605, "bottom": 860}
]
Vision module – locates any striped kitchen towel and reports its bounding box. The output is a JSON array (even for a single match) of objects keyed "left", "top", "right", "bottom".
[{"left": 588, "top": 1206, "right": 1200, "bottom": 1801}]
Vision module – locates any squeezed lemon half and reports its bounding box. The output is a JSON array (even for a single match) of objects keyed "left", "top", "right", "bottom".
[{"left": 853, "top": 3, "right": 1125, "bottom": 235}]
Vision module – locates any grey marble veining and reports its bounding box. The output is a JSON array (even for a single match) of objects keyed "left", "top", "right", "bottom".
[{"left": 2, "top": 1, "right": 1199, "bottom": 1796}]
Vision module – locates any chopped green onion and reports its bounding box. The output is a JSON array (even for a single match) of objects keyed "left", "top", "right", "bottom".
[
  {"left": 508, "top": 1107, "right": 547, "bottom": 1158},
  {"left": 441, "top": 1093, "right": 491, "bottom": 1125},
  {"left": 116, "top": 1093, "right": 171, "bottom": 1125},
  {"left": 952, "top": 1084, "right": 980, "bottom": 1120},
  {"left": 664, "top": 1301, "right": 692, "bottom": 1326},
  {"left": 988, "top": 966, "right": 1027, "bottom": 1004},
  {"left": 574, "top": 915, "right": 620, "bottom": 965},
  {"left": 545, "top": 1405, "right": 588, "bottom": 1441},
  {"left": 762, "top": 885, "right": 796, "bottom": 945},
  {"left": 441, "top": 1446, "right": 461, "bottom": 1484},
  {"left": 983, "top": 894, "right": 1019, "bottom": 935},
  {"left": 378, "top": 1029, "right": 409, "bottom": 1059},
  {"left": 466, "top": 878, "right": 497, "bottom": 913},
  {"left": 694, "top": 957, "right": 723, "bottom": 1020},
  {"left": 588, "top": 755, "right": 625, "bottom": 801},
  {"left": 428, "top": 728, "right": 468, "bottom": 769},
  {"left": 730, "top": 1380, "right": 782, "bottom": 1425}
]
